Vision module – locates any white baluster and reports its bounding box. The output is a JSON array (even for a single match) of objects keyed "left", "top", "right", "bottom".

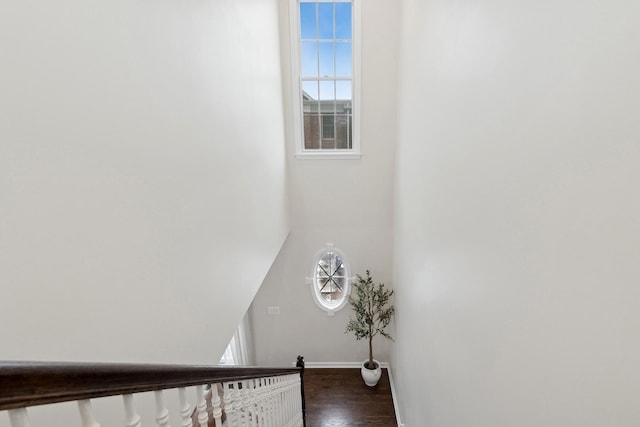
[
  {"left": 232, "top": 382, "right": 242, "bottom": 426},
  {"left": 230, "top": 381, "right": 240, "bottom": 427},
  {"left": 210, "top": 384, "right": 223, "bottom": 427},
  {"left": 195, "top": 385, "right": 209, "bottom": 427},
  {"left": 282, "top": 376, "right": 288, "bottom": 426},
  {"left": 154, "top": 390, "right": 171, "bottom": 427},
  {"left": 267, "top": 377, "right": 275, "bottom": 427},
  {"left": 78, "top": 399, "right": 101, "bottom": 427},
  {"left": 246, "top": 380, "right": 257, "bottom": 427},
  {"left": 205, "top": 386, "right": 213, "bottom": 423},
  {"left": 234, "top": 382, "right": 242, "bottom": 427},
  {"left": 255, "top": 378, "right": 264, "bottom": 427},
  {"left": 253, "top": 378, "right": 264, "bottom": 427},
  {"left": 222, "top": 382, "right": 237, "bottom": 426},
  {"left": 284, "top": 376, "right": 290, "bottom": 425},
  {"left": 178, "top": 388, "right": 194, "bottom": 427},
  {"left": 288, "top": 376, "right": 294, "bottom": 424},
  {"left": 266, "top": 377, "right": 276, "bottom": 427},
  {"left": 123, "top": 394, "right": 142, "bottom": 427},
  {"left": 281, "top": 377, "right": 288, "bottom": 426},
  {"left": 276, "top": 377, "right": 284, "bottom": 427},
  {"left": 239, "top": 380, "right": 249, "bottom": 426},
  {"left": 284, "top": 376, "right": 291, "bottom": 424},
  {"left": 8, "top": 408, "right": 30, "bottom": 427},
  {"left": 244, "top": 380, "right": 252, "bottom": 427},
  {"left": 292, "top": 374, "right": 299, "bottom": 425},
  {"left": 242, "top": 381, "right": 251, "bottom": 426}
]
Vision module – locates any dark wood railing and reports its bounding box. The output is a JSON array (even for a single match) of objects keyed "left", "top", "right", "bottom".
[{"left": 0, "top": 360, "right": 302, "bottom": 411}]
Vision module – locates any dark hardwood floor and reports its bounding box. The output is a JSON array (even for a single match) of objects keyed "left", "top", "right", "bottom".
[{"left": 303, "top": 368, "right": 397, "bottom": 426}]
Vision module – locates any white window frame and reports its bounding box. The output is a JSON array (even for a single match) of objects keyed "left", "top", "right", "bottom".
[
  {"left": 289, "top": 0, "right": 362, "bottom": 160},
  {"left": 306, "top": 243, "right": 353, "bottom": 316}
]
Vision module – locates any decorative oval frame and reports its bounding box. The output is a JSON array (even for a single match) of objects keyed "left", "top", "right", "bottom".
[{"left": 307, "top": 243, "right": 352, "bottom": 316}]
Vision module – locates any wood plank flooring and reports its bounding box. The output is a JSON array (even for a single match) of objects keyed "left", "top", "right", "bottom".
[{"left": 303, "top": 368, "right": 397, "bottom": 426}]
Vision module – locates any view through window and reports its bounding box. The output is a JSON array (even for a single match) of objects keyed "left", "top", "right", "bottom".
[
  {"left": 299, "top": 1, "right": 353, "bottom": 150},
  {"left": 308, "top": 243, "right": 351, "bottom": 315},
  {"left": 316, "top": 250, "right": 347, "bottom": 305}
]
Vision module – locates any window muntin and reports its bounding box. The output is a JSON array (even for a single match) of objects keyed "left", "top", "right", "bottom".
[
  {"left": 316, "top": 251, "right": 345, "bottom": 304},
  {"left": 293, "top": 0, "right": 359, "bottom": 157},
  {"left": 308, "top": 244, "right": 351, "bottom": 315}
]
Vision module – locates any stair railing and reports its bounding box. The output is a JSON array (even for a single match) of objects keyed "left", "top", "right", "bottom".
[{"left": 0, "top": 358, "right": 305, "bottom": 427}]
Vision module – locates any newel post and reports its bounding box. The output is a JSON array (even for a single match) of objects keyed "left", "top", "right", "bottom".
[{"left": 296, "top": 355, "right": 306, "bottom": 427}]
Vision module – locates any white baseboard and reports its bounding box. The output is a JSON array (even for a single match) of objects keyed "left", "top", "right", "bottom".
[
  {"left": 292, "top": 361, "right": 389, "bottom": 369},
  {"left": 386, "top": 364, "right": 404, "bottom": 427}
]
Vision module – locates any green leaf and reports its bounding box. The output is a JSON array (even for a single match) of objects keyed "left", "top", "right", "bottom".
[{"left": 344, "top": 270, "right": 395, "bottom": 360}]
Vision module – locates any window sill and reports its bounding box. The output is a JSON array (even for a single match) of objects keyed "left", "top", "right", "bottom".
[{"left": 295, "top": 151, "right": 362, "bottom": 160}]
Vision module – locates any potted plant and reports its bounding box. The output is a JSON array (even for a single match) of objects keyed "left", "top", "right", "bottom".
[{"left": 345, "top": 270, "right": 395, "bottom": 387}]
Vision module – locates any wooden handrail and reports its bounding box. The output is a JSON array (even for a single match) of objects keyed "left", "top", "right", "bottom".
[{"left": 0, "top": 361, "right": 301, "bottom": 411}]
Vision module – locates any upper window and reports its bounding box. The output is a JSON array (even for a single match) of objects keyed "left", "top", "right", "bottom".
[
  {"left": 307, "top": 243, "right": 351, "bottom": 315},
  {"left": 290, "top": 0, "right": 361, "bottom": 159}
]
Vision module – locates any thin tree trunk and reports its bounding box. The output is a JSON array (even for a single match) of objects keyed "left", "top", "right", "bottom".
[{"left": 368, "top": 284, "right": 374, "bottom": 369}]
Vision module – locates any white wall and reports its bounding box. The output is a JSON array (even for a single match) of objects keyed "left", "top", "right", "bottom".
[
  {"left": 393, "top": 0, "right": 640, "bottom": 425},
  {"left": 0, "top": 0, "right": 288, "bottom": 365},
  {"left": 249, "top": 0, "right": 400, "bottom": 366}
]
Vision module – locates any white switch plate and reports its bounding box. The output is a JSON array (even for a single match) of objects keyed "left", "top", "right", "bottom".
[{"left": 268, "top": 306, "right": 280, "bottom": 315}]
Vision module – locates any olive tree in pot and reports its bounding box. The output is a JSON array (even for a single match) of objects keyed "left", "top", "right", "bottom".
[{"left": 345, "top": 270, "right": 395, "bottom": 387}]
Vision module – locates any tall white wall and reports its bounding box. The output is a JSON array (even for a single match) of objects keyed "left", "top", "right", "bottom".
[
  {"left": 0, "top": 0, "right": 288, "bottom": 365},
  {"left": 250, "top": 0, "right": 400, "bottom": 366},
  {"left": 393, "top": 0, "right": 640, "bottom": 425}
]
